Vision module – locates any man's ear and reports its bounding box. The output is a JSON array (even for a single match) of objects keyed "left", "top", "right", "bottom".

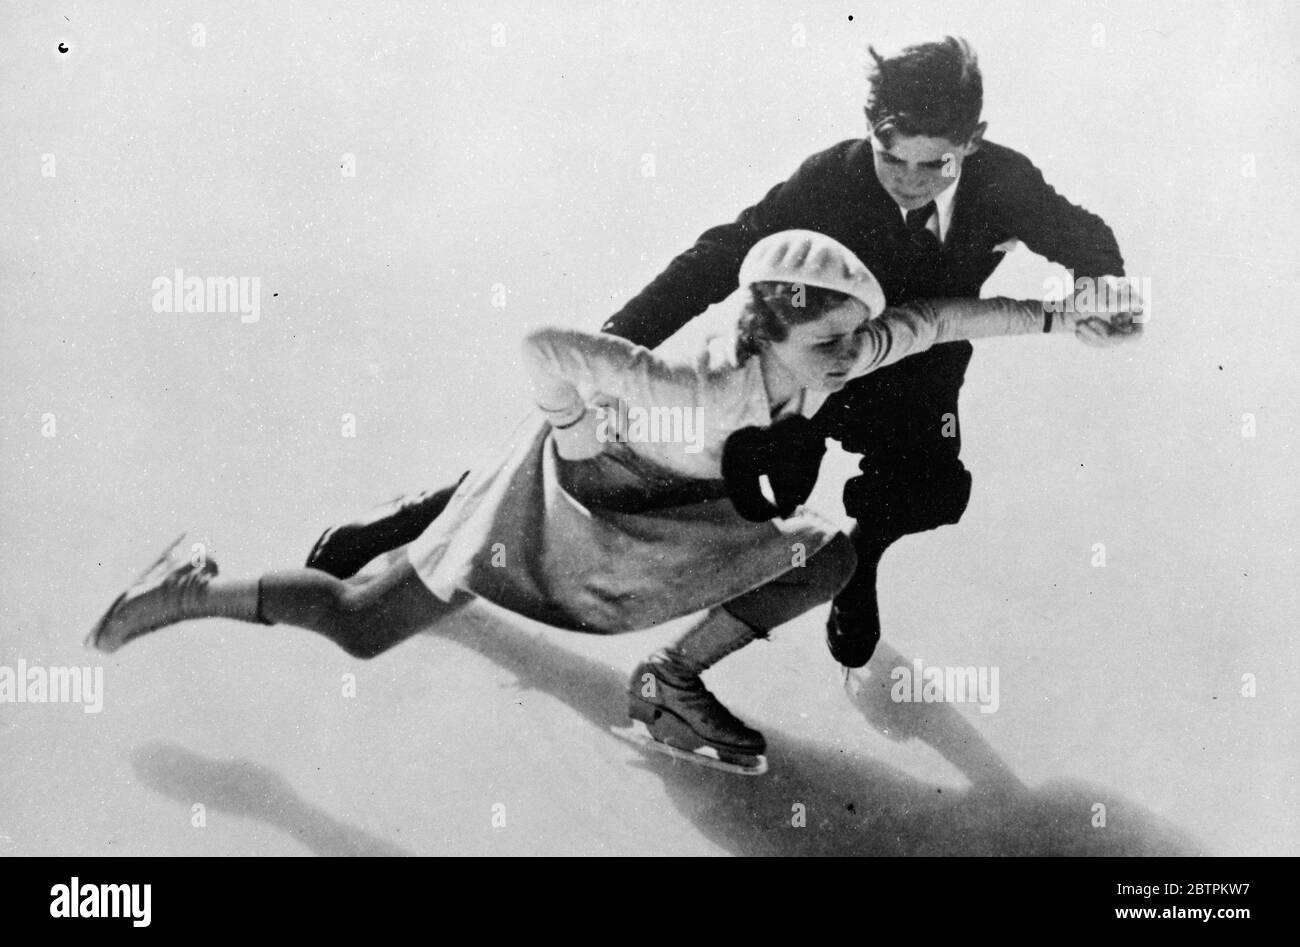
[{"left": 964, "top": 122, "right": 988, "bottom": 154}]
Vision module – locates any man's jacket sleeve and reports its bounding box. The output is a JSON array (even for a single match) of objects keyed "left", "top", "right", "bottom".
[
  {"left": 992, "top": 151, "right": 1125, "bottom": 281},
  {"left": 601, "top": 154, "right": 828, "bottom": 348}
]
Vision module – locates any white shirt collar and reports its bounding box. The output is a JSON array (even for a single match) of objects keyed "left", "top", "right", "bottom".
[{"left": 897, "top": 168, "right": 962, "bottom": 242}]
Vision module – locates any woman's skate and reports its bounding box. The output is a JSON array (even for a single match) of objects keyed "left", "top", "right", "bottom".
[{"left": 612, "top": 655, "right": 768, "bottom": 776}]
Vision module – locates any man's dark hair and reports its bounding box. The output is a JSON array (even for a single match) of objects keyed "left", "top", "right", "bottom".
[{"left": 865, "top": 36, "right": 983, "bottom": 145}]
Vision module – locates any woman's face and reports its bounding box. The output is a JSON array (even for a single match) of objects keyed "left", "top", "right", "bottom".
[{"left": 764, "top": 298, "right": 873, "bottom": 392}]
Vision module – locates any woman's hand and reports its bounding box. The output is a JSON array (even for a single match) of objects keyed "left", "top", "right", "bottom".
[
  {"left": 1074, "top": 313, "right": 1143, "bottom": 347},
  {"left": 549, "top": 408, "right": 604, "bottom": 460},
  {"left": 1068, "top": 277, "right": 1145, "bottom": 348}
]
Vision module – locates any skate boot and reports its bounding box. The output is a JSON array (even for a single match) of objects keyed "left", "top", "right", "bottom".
[
  {"left": 619, "top": 610, "right": 768, "bottom": 775},
  {"left": 826, "top": 534, "right": 890, "bottom": 668},
  {"left": 305, "top": 481, "right": 462, "bottom": 579},
  {"left": 825, "top": 602, "right": 881, "bottom": 670},
  {"left": 86, "top": 534, "right": 221, "bottom": 654}
]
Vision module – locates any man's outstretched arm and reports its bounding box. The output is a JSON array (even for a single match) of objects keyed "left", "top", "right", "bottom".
[
  {"left": 992, "top": 149, "right": 1126, "bottom": 281},
  {"left": 600, "top": 146, "right": 847, "bottom": 348},
  {"left": 600, "top": 184, "right": 786, "bottom": 349}
]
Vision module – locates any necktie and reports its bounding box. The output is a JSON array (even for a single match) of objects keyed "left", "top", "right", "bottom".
[{"left": 905, "top": 201, "right": 941, "bottom": 253}]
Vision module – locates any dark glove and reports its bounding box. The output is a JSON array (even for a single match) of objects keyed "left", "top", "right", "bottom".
[{"left": 722, "top": 415, "right": 828, "bottom": 522}]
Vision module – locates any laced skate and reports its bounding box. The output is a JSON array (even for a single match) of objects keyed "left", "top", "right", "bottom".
[
  {"left": 85, "top": 534, "right": 219, "bottom": 654},
  {"left": 613, "top": 657, "right": 768, "bottom": 776}
]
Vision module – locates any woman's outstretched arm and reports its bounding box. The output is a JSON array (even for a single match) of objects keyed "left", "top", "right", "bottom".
[{"left": 848, "top": 295, "right": 1142, "bottom": 380}]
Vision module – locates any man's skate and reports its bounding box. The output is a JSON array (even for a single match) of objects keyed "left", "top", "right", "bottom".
[
  {"left": 612, "top": 658, "right": 768, "bottom": 776},
  {"left": 305, "top": 480, "right": 462, "bottom": 579}
]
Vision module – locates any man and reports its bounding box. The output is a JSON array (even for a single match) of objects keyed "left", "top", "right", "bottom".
[{"left": 306, "top": 36, "right": 1125, "bottom": 670}]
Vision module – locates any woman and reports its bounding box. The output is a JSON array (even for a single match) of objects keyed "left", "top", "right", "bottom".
[{"left": 88, "top": 230, "right": 1140, "bottom": 773}]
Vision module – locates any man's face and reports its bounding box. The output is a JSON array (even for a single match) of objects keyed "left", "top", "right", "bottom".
[{"left": 869, "top": 124, "right": 984, "bottom": 211}]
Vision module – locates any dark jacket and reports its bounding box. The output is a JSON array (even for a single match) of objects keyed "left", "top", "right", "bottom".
[
  {"left": 602, "top": 138, "right": 1124, "bottom": 347},
  {"left": 601, "top": 137, "right": 1124, "bottom": 534}
]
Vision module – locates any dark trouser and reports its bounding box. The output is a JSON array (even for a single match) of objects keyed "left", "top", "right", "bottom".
[
  {"left": 721, "top": 532, "right": 857, "bottom": 633},
  {"left": 367, "top": 476, "right": 465, "bottom": 551},
  {"left": 306, "top": 476, "right": 468, "bottom": 579},
  {"left": 815, "top": 341, "right": 974, "bottom": 615}
]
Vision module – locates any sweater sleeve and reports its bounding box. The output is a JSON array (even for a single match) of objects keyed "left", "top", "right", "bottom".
[
  {"left": 850, "top": 297, "right": 1060, "bottom": 378},
  {"left": 521, "top": 327, "right": 711, "bottom": 426}
]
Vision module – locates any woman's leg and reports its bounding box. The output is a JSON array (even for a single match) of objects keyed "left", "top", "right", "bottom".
[
  {"left": 629, "top": 607, "right": 769, "bottom": 757},
  {"left": 719, "top": 531, "right": 858, "bottom": 633},
  {"left": 260, "top": 559, "right": 465, "bottom": 658},
  {"left": 90, "top": 535, "right": 465, "bottom": 659},
  {"left": 627, "top": 533, "right": 857, "bottom": 759}
]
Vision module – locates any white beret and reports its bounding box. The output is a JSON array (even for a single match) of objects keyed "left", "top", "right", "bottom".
[{"left": 738, "top": 230, "right": 887, "bottom": 318}]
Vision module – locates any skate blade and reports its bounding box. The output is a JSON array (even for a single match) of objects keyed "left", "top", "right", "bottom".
[
  {"left": 84, "top": 532, "right": 189, "bottom": 651},
  {"left": 610, "top": 722, "right": 768, "bottom": 776}
]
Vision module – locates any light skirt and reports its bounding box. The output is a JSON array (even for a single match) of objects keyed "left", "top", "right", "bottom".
[{"left": 406, "top": 415, "right": 841, "bottom": 634}]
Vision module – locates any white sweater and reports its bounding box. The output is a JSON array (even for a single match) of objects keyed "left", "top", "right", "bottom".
[{"left": 523, "top": 296, "right": 1059, "bottom": 480}]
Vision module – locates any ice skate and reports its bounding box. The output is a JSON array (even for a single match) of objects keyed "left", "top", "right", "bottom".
[
  {"left": 826, "top": 602, "right": 881, "bottom": 669},
  {"left": 826, "top": 533, "right": 891, "bottom": 669},
  {"left": 615, "top": 654, "right": 768, "bottom": 776},
  {"left": 305, "top": 484, "right": 459, "bottom": 579},
  {"left": 85, "top": 534, "right": 219, "bottom": 654}
]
